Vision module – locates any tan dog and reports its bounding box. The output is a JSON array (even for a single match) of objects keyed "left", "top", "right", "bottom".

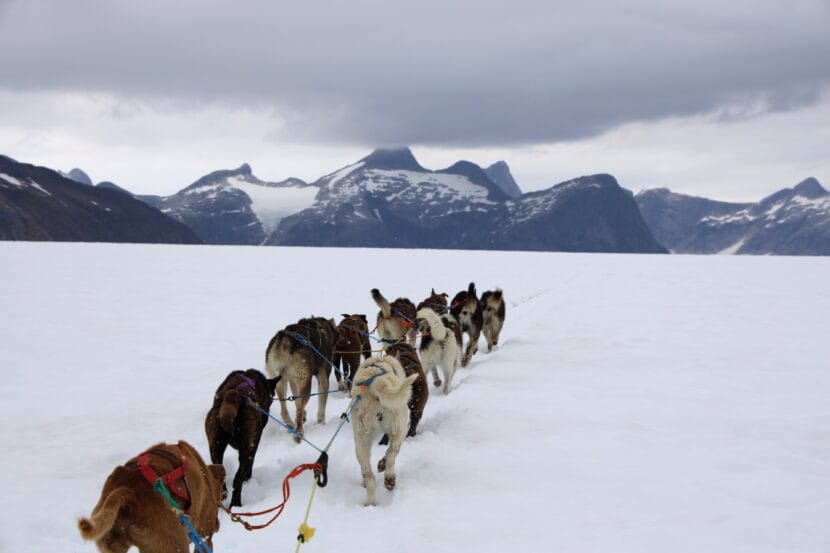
[
  {"left": 265, "top": 316, "right": 338, "bottom": 442},
  {"left": 480, "top": 288, "right": 506, "bottom": 352},
  {"left": 78, "top": 440, "right": 225, "bottom": 553},
  {"left": 351, "top": 356, "right": 418, "bottom": 506},
  {"left": 371, "top": 288, "right": 417, "bottom": 347}
]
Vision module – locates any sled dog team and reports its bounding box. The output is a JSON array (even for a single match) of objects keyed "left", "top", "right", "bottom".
[{"left": 79, "top": 283, "right": 505, "bottom": 552}]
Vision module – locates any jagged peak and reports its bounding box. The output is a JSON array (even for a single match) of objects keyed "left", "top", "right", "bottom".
[
  {"left": 66, "top": 168, "right": 93, "bottom": 186},
  {"left": 636, "top": 187, "right": 672, "bottom": 197},
  {"left": 360, "top": 147, "right": 424, "bottom": 171},
  {"left": 185, "top": 163, "right": 254, "bottom": 190},
  {"left": 484, "top": 161, "right": 522, "bottom": 198},
  {"left": 792, "top": 177, "right": 826, "bottom": 198}
]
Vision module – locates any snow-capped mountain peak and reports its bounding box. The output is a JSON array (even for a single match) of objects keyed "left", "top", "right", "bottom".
[{"left": 146, "top": 164, "right": 317, "bottom": 244}]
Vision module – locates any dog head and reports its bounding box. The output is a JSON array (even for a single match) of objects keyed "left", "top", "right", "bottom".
[{"left": 417, "top": 288, "right": 449, "bottom": 313}]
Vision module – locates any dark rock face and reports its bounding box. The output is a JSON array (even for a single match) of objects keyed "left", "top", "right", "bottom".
[
  {"left": 267, "top": 149, "right": 666, "bottom": 253},
  {"left": 484, "top": 161, "right": 522, "bottom": 198},
  {"left": 140, "top": 164, "right": 317, "bottom": 245},
  {"left": 635, "top": 188, "right": 749, "bottom": 251},
  {"left": 96, "top": 181, "right": 133, "bottom": 196},
  {"left": 636, "top": 178, "right": 830, "bottom": 255},
  {"left": 0, "top": 156, "right": 201, "bottom": 244}
]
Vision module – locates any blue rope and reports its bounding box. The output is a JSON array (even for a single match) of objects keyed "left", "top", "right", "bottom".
[
  {"left": 251, "top": 402, "right": 325, "bottom": 453},
  {"left": 179, "top": 513, "right": 212, "bottom": 553},
  {"left": 152, "top": 479, "right": 213, "bottom": 553},
  {"left": 284, "top": 330, "right": 344, "bottom": 375}
]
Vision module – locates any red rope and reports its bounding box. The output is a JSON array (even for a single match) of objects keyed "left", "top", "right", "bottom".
[{"left": 225, "top": 463, "right": 322, "bottom": 531}]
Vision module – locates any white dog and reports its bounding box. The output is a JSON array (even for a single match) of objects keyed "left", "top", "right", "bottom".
[
  {"left": 415, "top": 308, "right": 460, "bottom": 395},
  {"left": 351, "top": 356, "right": 417, "bottom": 506}
]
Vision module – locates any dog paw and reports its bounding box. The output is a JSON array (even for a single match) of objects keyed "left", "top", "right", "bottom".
[
  {"left": 292, "top": 434, "right": 302, "bottom": 444},
  {"left": 377, "top": 458, "right": 386, "bottom": 472},
  {"left": 433, "top": 379, "right": 442, "bottom": 387},
  {"left": 384, "top": 476, "right": 396, "bottom": 491},
  {"left": 230, "top": 495, "right": 242, "bottom": 508},
  {"left": 406, "top": 428, "right": 416, "bottom": 438},
  {"left": 461, "top": 357, "right": 470, "bottom": 367}
]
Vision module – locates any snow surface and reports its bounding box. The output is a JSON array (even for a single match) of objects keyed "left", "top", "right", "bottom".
[{"left": 1, "top": 243, "right": 829, "bottom": 553}]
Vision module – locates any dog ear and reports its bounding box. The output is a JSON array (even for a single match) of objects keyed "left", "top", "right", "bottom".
[
  {"left": 441, "top": 293, "right": 448, "bottom": 298},
  {"left": 341, "top": 313, "right": 350, "bottom": 318},
  {"left": 468, "top": 282, "right": 476, "bottom": 295},
  {"left": 431, "top": 288, "right": 437, "bottom": 295}
]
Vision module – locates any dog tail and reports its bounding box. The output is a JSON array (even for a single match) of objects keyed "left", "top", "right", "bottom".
[
  {"left": 371, "top": 288, "right": 392, "bottom": 318},
  {"left": 78, "top": 487, "right": 134, "bottom": 541},
  {"left": 417, "top": 308, "right": 447, "bottom": 341},
  {"left": 219, "top": 390, "right": 242, "bottom": 434},
  {"left": 467, "top": 282, "right": 477, "bottom": 298},
  {"left": 375, "top": 372, "right": 418, "bottom": 410}
]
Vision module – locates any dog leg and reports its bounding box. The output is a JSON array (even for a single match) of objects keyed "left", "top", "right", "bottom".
[
  {"left": 354, "top": 433, "right": 376, "bottom": 506},
  {"left": 207, "top": 432, "right": 228, "bottom": 466},
  {"left": 442, "top": 349, "right": 457, "bottom": 395},
  {"left": 407, "top": 407, "right": 422, "bottom": 437},
  {"left": 294, "top": 386, "right": 310, "bottom": 443},
  {"left": 483, "top": 325, "right": 495, "bottom": 352},
  {"left": 461, "top": 328, "right": 480, "bottom": 367},
  {"left": 381, "top": 430, "right": 405, "bottom": 491},
  {"left": 316, "top": 366, "right": 329, "bottom": 425},
  {"left": 424, "top": 360, "right": 441, "bottom": 388},
  {"left": 277, "top": 377, "right": 296, "bottom": 430}
]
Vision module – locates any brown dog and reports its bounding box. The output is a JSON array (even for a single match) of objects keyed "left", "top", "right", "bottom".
[
  {"left": 417, "top": 288, "right": 449, "bottom": 314},
  {"left": 78, "top": 440, "right": 225, "bottom": 553},
  {"left": 382, "top": 342, "right": 429, "bottom": 443},
  {"left": 450, "top": 282, "right": 484, "bottom": 367},
  {"left": 332, "top": 314, "right": 372, "bottom": 389},
  {"left": 480, "top": 288, "right": 506, "bottom": 352},
  {"left": 265, "top": 316, "right": 338, "bottom": 442},
  {"left": 205, "top": 369, "right": 275, "bottom": 507},
  {"left": 371, "top": 288, "right": 417, "bottom": 347}
]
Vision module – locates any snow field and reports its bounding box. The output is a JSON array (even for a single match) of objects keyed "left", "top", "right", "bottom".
[{"left": 0, "top": 243, "right": 828, "bottom": 552}]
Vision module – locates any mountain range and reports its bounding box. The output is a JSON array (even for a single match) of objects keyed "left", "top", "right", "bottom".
[
  {"left": 636, "top": 178, "right": 830, "bottom": 255},
  {"left": 2, "top": 148, "right": 827, "bottom": 255},
  {"left": 0, "top": 155, "right": 200, "bottom": 243}
]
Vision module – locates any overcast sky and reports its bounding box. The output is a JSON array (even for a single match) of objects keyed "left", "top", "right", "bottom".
[{"left": 1, "top": 0, "right": 829, "bottom": 200}]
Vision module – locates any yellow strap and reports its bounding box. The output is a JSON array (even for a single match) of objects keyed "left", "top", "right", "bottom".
[{"left": 294, "top": 480, "right": 319, "bottom": 552}]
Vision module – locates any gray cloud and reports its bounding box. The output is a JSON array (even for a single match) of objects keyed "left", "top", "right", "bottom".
[{"left": 1, "top": 0, "right": 829, "bottom": 148}]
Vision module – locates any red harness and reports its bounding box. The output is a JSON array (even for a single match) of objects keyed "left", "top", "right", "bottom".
[{"left": 134, "top": 446, "right": 191, "bottom": 511}]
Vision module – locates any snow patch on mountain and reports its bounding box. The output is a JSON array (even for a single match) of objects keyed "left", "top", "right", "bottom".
[
  {"left": 323, "top": 161, "right": 365, "bottom": 188},
  {"left": 228, "top": 176, "right": 319, "bottom": 235},
  {"left": 0, "top": 173, "right": 52, "bottom": 196}
]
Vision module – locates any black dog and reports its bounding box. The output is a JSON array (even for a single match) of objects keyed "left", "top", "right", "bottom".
[{"left": 204, "top": 369, "right": 276, "bottom": 507}]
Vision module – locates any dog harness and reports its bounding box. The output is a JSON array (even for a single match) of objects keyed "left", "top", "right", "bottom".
[
  {"left": 131, "top": 446, "right": 192, "bottom": 511},
  {"left": 234, "top": 374, "right": 258, "bottom": 402}
]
